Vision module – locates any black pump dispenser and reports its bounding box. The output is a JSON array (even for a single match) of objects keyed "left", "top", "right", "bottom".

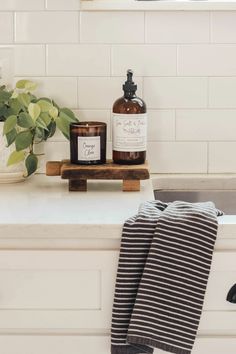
[{"left": 123, "top": 69, "right": 137, "bottom": 97}]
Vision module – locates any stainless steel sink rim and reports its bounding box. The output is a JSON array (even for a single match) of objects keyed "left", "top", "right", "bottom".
[{"left": 154, "top": 190, "right": 236, "bottom": 215}]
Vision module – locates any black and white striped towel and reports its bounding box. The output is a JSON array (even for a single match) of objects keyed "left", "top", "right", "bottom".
[{"left": 111, "top": 200, "right": 223, "bottom": 354}]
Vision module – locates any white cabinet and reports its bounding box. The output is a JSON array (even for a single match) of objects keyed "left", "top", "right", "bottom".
[
  {"left": 0, "top": 250, "right": 116, "bottom": 330},
  {"left": 0, "top": 249, "right": 235, "bottom": 352},
  {"left": 0, "top": 336, "right": 235, "bottom": 354}
]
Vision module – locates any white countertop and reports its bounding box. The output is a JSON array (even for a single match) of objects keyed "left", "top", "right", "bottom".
[
  {"left": 0, "top": 175, "right": 235, "bottom": 247},
  {"left": 0, "top": 175, "right": 153, "bottom": 240}
]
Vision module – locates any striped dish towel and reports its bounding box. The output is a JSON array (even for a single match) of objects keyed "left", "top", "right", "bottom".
[{"left": 111, "top": 200, "right": 223, "bottom": 354}]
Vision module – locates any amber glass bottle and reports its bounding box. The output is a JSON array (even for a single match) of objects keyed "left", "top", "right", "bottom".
[{"left": 112, "top": 70, "right": 147, "bottom": 165}]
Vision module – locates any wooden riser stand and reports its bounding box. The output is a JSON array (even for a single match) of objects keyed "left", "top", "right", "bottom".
[{"left": 46, "top": 160, "right": 149, "bottom": 192}]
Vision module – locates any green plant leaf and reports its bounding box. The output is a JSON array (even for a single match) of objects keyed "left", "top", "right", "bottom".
[
  {"left": 60, "top": 108, "right": 78, "bottom": 122},
  {"left": 18, "top": 112, "right": 35, "bottom": 129},
  {"left": 25, "top": 153, "right": 38, "bottom": 176},
  {"left": 35, "top": 127, "right": 45, "bottom": 141},
  {"left": 3, "top": 115, "right": 17, "bottom": 134},
  {"left": 15, "top": 131, "right": 33, "bottom": 151},
  {"left": 40, "top": 112, "right": 51, "bottom": 126},
  {"left": 56, "top": 116, "right": 70, "bottom": 140},
  {"left": 11, "top": 90, "right": 18, "bottom": 99},
  {"left": 39, "top": 97, "right": 51, "bottom": 103},
  {"left": 44, "top": 121, "right": 56, "bottom": 140},
  {"left": 7, "top": 150, "right": 25, "bottom": 166},
  {"left": 28, "top": 103, "right": 41, "bottom": 121},
  {"left": 49, "top": 106, "right": 58, "bottom": 119},
  {"left": 16, "top": 80, "right": 29, "bottom": 89},
  {"left": 16, "top": 80, "right": 37, "bottom": 91},
  {"left": 52, "top": 100, "right": 60, "bottom": 110},
  {"left": 29, "top": 94, "right": 37, "bottom": 102},
  {"left": 37, "top": 99, "right": 52, "bottom": 112},
  {"left": 0, "top": 105, "right": 8, "bottom": 119},
  {"left": 9, "top": 98, "right": 23, "bottom": 115},
  {"left": 5, "top": 128, "right": 17, "bottom": 146},
  {"left": 17, "top": 93, "right": 31, "bottom": 107},
  {"left": 5, "top": 107, "right": 15, "bottom": 118},
  {"left": 25, "top": 81, "right": 37, "bottom": 91},
  {"left": 36, "top": 117, "right": 49, "bottom": 131},
  {"left": 0, "top": 90, "right": 12, "bottom": 103}
]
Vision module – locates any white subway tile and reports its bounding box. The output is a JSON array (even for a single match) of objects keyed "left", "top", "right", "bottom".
[
  {"left": 80, "top": 11, "right": 144, "bottom": 44},
  {"left": 209, "top": 142, "right": 236, "bottom": 173},
  {"left": 44, "top": 141, "right": 70, "bottom": 166},
  {"left": 0, "top": 13, "right": 13, "bottom": 43},
  {"left": 148, "top": 110, "right": 175, "bottom": 141},
  {"left": 0, "top": 47, "right": 14, "bottom": 86},
  {"left": 14, "top": 77, "right": 78, "bottom": 108},
  {"left": 74, "top": 109, "right": 111, "bottom": 141},
  {"left": 211, "top": 12, "right": 236, "bottom": 43},
  {"left": 112, "top": 45, "right": 176, "bottom": 76},
  {"left": 148, "top": 142, "right": 207, "bottom": 173},
  {"left": 178, "top": 45, "right": 236, "bottom": 76},
  {"left": 146, "top": 11, "right": 209, "bottom": 44},
  {"left": 0, "top": 0, "right": 45, "bottom": 10},
  {"left": 14, "top": 45, "right": 45, "bottom": 76},
  {"left": 47, "top": 45, "right": 110, "bottom": 76},
  {"left": 15, "top": 12, "right": 79, "bottom": 43},
  {"left": 46, "top": 0, "right": 79, "bottom": 10},
  {"left": 209, "top": 78, "right": 236, "bottom": 108},
  {"left": 144, "top": 77, "right": 207, "bottom": 109},
  {"left": 176, "top": 109, "right": 236, "bottom": 141},
  {"left": 78, "top": 77, "right": 143, "bottom": 109}
]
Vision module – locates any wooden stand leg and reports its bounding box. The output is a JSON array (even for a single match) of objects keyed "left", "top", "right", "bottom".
[
  {"left": 123, "top": 179, "right": 140, "bottom": 192},
  {"left": 69, "top": 179, "right": 87, "bottom": 192}
]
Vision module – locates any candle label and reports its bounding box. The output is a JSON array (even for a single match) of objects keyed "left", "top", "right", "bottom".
[
  {"left": 78, "top": 136, "right": 101, "bottom": 161},
  {"left": 112, "top": 113, "right": 147, "bottom": 152}
]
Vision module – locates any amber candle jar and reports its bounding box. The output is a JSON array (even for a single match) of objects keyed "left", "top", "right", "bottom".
[{"left": 70, "top": 122, "right": 106, "bottom": 165}]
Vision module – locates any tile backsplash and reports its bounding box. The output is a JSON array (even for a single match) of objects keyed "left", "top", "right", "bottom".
[{"left": 1, "top": 2, "right": 236, "bottom": 173}]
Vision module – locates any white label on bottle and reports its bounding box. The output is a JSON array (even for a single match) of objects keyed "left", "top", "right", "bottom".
[
  {"left": 78, "top": 136, "right": 101, "bottom": 161},
  {"left": 112, "top": 113, "right": 147, "bottom": 152}
]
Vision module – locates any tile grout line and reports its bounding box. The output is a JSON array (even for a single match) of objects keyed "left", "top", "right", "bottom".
[
  {"left": 207, "top": 76, "right": 210, "bottom": 109},
  {"left": 110, "top": 45, "right": 112, "bottom": 77},
  {"left": 176, "top": 45, "right": 179, "bottom": 76},
  {"left": 77, "top": 77, "right": 79, "bottom": 110},
  {"left": 207, "top": 141, "right": 209, "bottom": 174},
  {"left": 45, "top": 44, "right": 48, "bottom": 76},
  {"left": 78, "top": 10, "right": 80, "bottom": 44},
  {"left": 144, "top": 11, "right": 146, "bottom": 44},
  {"left": 174, "top": 109, "right": 177, "bottom": 142},
  {"left": 13, "top": 11, "right": 16, "bottom": 43},
  {"left": 209, "top": 11, "right": 212, "bottom": 44}
]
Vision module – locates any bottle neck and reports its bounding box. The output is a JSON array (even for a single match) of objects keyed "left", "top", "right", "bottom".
[{"left": 124, "top": 91, "right": 136, "bottom": 99}]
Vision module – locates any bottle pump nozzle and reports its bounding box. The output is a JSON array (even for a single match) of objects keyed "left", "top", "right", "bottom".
[{"left": 123, "top": 69, "right": 137, "bottom": 96}]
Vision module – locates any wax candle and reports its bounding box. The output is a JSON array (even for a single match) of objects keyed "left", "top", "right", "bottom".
[{"left": 70, "top": 122, "right": 107, "bottom": 165}]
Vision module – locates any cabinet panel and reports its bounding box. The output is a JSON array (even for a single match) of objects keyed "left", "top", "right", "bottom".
[
  {"left": 0, "top": 250, "right": 235, "bottom": 333},
  {"left": 204, "top": 252, "right": 236, "bottom": 311},
  {"left": 0, "top": 335, "right": 234, "bottom": 354},
  {"left": 0, "top": 250, "right": 117, "bottom": 330},
  {"left": 0, "top": 270, "right": 100, "bottom": 309},
  {"left": 192, "top": 337, "right": 236, "bottom": 354}
]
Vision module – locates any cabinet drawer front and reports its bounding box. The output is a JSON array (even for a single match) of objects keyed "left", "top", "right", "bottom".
[
  {"left": 0, "top": 250, "right": 235, "bottom": 332},
  {"left": 0, "top": 270, "right": 100, "bottom": 309},
  {"left": 192, "top": 337, "right": 236, "bottom": 354},
  {"left": 0, "top": 250, "right": 117, "bottom": 330},
  {"left": 204, "top": 252, "right": 236, "bottom": 311},
  {"left": 0, "top": 336, "right": 234, "bottom": 354}
]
